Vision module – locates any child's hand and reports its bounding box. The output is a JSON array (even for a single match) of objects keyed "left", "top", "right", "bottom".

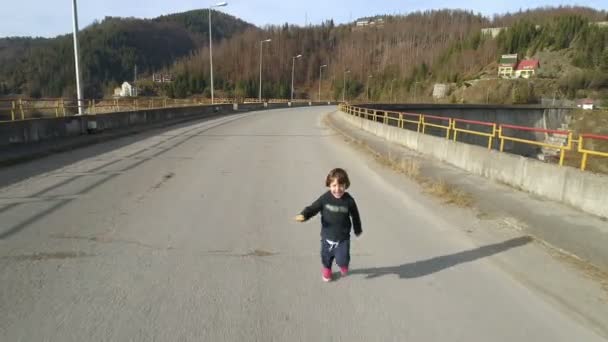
[{"left": 294, "top": 214, "right": 305, "bottom": 222}]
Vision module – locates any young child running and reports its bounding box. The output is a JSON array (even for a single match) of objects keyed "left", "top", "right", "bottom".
[{"left": 295, "top": 168, "right": 362, "bottom": 282}]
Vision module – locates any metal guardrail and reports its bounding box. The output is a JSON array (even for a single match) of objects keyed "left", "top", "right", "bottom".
[
  {"left": 452, "top": 118, "right": 496, "bottom": 150},
  {"left": 340, "top": 104, "right": 608, "bottom": 172},
  {"left": 578, "top": 134, "right": 608, "bottom": 171},
  {"left": 498, "top": 124, "right": 572, "bottom": 166},
  {"left": 0, "top": 97, "right": 313, "bottom": 122}
]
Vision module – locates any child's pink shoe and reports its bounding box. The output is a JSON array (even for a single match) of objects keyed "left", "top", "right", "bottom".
[
  {"left": 322, "top": 268, "right": 332, "bottom": 282},
  {"left": 340, "top": 266, "right": 348, "bottom": 276}
]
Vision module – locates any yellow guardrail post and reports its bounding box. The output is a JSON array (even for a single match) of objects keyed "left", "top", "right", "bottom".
[
  {"left": 498, "top": 126, "right": 505, "bottom": 152},
  {"left": 452, "top": 120, "right": 458, "bottom": 142},
  {"left": 446, "top": 119, "right": 452, "bottom": 139},
  {"left": 488, "top": 124, "right": 496, "bottom": 150},
  {"left": 19, "top": 99, "right": 25, "bottom": 120},
  {"left": 62, "top": 99, "right": 66, "bottom": 116},
  {"left": 11, "top": 101, "right": 16, "bottom": 121},
  {"left": 579, "top": 136, "right": 588, "bottom": 171},
  {"left": 399, "top": 113, "right": 403, "bottom": 129},
  {"left": 558, "top": 132, "right": 572, "bottom": 166},
  {"left": 421, "top": 116, "right": 426, "bottom": 134},
  {"left": 384, "top": 111, "right": 388, "bottom": 125}
]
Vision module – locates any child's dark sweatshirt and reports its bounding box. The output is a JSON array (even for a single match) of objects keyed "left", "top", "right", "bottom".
[{"left": 300, "top": 191, "right": 362, "bottom": 241}]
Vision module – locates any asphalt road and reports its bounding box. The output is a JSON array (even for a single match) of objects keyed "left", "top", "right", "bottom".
[{"left": 0, "top": 106, "right": 605, "bottom": 341}]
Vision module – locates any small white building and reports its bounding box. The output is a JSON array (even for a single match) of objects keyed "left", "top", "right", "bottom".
[
  {"left": 114, "top": 82, "right": 137, "bottom": 97},
  {"left": 432, "top": 84, "right": 448, "bottom": 99},
  {"left": 578, "top": 98, "right": 595, "bottom": 110},
  {"left": 481, "top": 27, "right": 507, "bottom": 38}
]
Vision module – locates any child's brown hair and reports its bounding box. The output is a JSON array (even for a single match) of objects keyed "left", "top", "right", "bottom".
[{"left": 325, "top": 168, "right": 350, "bottom": 188}]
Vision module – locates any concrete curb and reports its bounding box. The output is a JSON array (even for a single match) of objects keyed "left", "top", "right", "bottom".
[{"left": 334, "top": 110, "right": 608, "bottom": 219}]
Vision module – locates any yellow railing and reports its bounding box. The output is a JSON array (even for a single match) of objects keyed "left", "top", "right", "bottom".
[
  {"left": 340, "top": 104, "right": 608, "bottom": 172},
  {"left": 498, "top": 124, "right": 573, "bottom": 166},
  {"left": 452, "top": 118, "right": 496, "bottom": 150},
  {"left": 578, "top": 134, "right": 608, "bottom": 171},
  {"left": 421, "top": 114, "right": 452, "bottom": 139}
]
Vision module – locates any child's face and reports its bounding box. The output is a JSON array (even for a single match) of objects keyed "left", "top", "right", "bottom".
[{"left": 329, "top": 179, "right": 346, "bottom": 199}]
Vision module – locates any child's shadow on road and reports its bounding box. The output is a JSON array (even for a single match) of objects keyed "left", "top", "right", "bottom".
[{"left": 350, "top": 236, "right": 532, "bottom": 279}]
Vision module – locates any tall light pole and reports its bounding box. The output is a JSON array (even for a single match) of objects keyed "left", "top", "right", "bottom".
[
  {"left": 71, "top": 0, "right": 84, "bottom": 115},
  {"left": 366, "top": 74, "right": 373, "bottom": 102},
  {"left": 342, "top": 70, "right": 350, "bottom": 103},
  {"left": 258, "top": 38, "right": 271, "bottom": 102},
  {"left": 291, "top": 54, "right": 302, "bottom": 101},
  {"left": 318, "top": 64, "right": 327, "bottom": 101},
  {"left": 414, "top": 81, "right": 421, "bottom": 103},
  {"left": 208, "top": 2, "right": 228, "bottom": 105}
]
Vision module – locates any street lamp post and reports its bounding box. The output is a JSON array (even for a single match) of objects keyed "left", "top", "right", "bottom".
[
  {"left": 208, "top": 2, "right": 228, "bottom": 105},
  {"left": 342, "top": 70, "right": 350, "bottom": 102},
  {"left": 319, "top": 64, "right": 327, "bottom": 102},
  {"left": 291, "top": 54, "right": 302, "bottom": 101},
  {"left": 366, "top": 75, "right": 373, "bottom": 101},
  {"left": 258, "top": 38, "right": 271, "bottom": 102},
  {"left": 71, "top": 0, "right": 83, "bottom": 115}
]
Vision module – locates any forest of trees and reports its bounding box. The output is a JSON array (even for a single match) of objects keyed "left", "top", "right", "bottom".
[
  {"left": 161, "top": 10, "right": 491, "bottom": 100},
  {"left": 161, "top": 7, "right": 607, "bottom": 101},
  {"left": 0, "top": 10, "right": 254, "bottom": 98},
  {"left": 0, "top": 6, "right": 606, "bottom": 102}
]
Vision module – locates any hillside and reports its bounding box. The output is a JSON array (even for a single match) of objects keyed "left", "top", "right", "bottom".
[
  {"left": 0, "top": 10, "right": 254, "bottom": 98},
  {"left": 157, "top": 6, "right": 607, "bottom": 103},
  {"left": 0, "top": 6, "right": 606, "bottom": 104}
]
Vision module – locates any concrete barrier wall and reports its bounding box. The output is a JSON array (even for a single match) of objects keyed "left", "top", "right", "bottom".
[
  {"left": 0, "top": 102, "right": 336, "bottom": 148},
  {"left": 339, "top": 111, "right": 608, "bottom": 218},
  {"left": 0, "top": 104, "right": 233, "bottom": 146}
]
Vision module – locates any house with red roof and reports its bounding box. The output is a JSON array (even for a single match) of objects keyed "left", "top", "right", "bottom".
[
  {"left": 497, "top": 54, "right": 541, "bottom": 79},
  {"left": 515, "top": 59, "right": 540, "bottom": 78},
  {"left": 577, "top": 98, "right": 595, "bottom": 110}
]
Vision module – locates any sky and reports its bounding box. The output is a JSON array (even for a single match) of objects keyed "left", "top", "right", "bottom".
[{"left": 1, "top": 0, "right": 607, "bottom": 38}]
